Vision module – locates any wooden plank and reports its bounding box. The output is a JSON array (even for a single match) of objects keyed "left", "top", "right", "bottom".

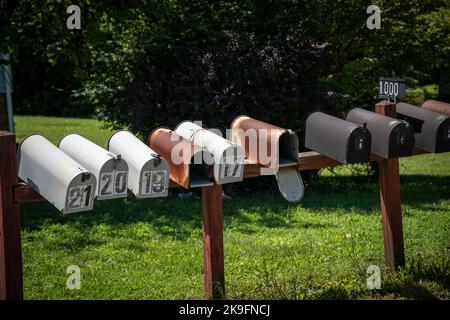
[
  {"left": 14, "top": 148, "right": 431, "bottom": 203},
  {"left": 0, "top": 95, "right": 8, "bottom": 131},
  {"left": 0, "top": 131, "right": 23, "bottom": 300},
  {"left": 201, "top": 184, "right": 225, "bottom": 299},
  {"left": 14, "top": 184, "right": 45, "bottom": 203},
  {"left": 375, "top": 101, "right": 405, "bottom": 270}
]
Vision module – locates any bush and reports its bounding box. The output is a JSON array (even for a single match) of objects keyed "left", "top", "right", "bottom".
[{"left": 98, "top": 31, "right": 336, "bottom": 139}]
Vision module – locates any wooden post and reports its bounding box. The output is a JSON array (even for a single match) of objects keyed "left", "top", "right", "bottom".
[
  {"left": 201, "top": 183, "right": 225, "bottom": 299},
  {"left": 0, "top": 131, "right": 23, "bottom": 299},
  {"left": 375, "top": 101, "right": 405, "bottom": 270}
]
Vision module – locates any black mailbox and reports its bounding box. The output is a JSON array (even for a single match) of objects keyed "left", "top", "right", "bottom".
[
  {"left": 346, "top": 108, "right": 414, "bottom": 158},
  {"left": 396, "top": 103, "right": 450, "bottom": 153},
  {"left": 305, "top": 112, "right": 372, "bottom": 164}
]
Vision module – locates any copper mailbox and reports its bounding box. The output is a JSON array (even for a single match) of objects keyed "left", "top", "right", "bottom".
[
  {"left": 231, "top": 116, "right": 299, "bottom": 170},
  {"left": 148, "top": 127, "right": 214, "bottom": 189},
  {"left": 346, "top": 108, "right": 414, "bottom": 158},
  {"left": 396, "top": 103, "right": 450, "bottom": 153},
  {"left": 421, "top": 100, "right": 450, "bottom": 116},
  {"left": 231, "top": 116, "right": 304, "bottom": 203},
  {"left": 305, "top": 112, "right": 372, "bottom": 164}
]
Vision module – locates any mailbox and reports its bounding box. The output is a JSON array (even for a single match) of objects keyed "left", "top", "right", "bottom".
[
  {"left": 346, "top": 108, "right": 414, "bottom": 158},
  {"left": 59, "top": 134, "right": 129, "bottom": 200},
  {"left": 421, "top": 100, "right": 450, "bottom": 116},
  {"left": 174, "top": 121, "right": 244, "bottom": 184},
  {"left": 17, "top": 135, "right": 97, "bottom": 214},
  {"left": 305, "top": 112, "right": 372, "bottom": 164},
  {"left": 231, "top": 116, "right": 299, "bottom": 170},
  {"left": 107, "top": 130, "right": 170, "bottom": 198},
  {"left": 396, "top": 103, "right": 450, "bottom": 153},
  {"left": 231, "top": 116, "right": 304, "bottom": 202},
  {"left": 148, "top": 127, "right": 214, "bottom": 189}
]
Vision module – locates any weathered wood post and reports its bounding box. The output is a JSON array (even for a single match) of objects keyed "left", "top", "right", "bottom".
[
  {"left": 201, "top": 183, "right": 225, "bottom": 299},
  {"left": 0, "top": 131, "right": 23, "bottom": 299},
  {"left": 375, "top": 101, "right": 406, "bottom": 270}
]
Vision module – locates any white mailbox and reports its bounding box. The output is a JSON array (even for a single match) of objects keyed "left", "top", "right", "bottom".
[
  {"left": 107, "top": 130, "right": 170, "bottom": 198},
  {"left": 17, "top": 135, "right": 97, "bottom": 214},
  {"left": 59, "top": 134, "right": 129, "bottom": 200},
  {"left": 174, "top": 121, "right": 245, "bottom": 184}
]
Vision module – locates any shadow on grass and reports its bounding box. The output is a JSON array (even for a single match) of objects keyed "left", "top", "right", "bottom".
[{"left": 20, "top": 174, "right": 449, "bottom": 243}]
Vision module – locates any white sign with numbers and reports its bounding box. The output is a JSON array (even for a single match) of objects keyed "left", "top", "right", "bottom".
[
  {"left": 141, "top": 170, "right": 167, "bottom": 195},
  {"left": 220, "top": 155, "right": 244, "bottom": 179},
  {"left": 378, "top": 77, "right": 406, "bottom": 100},
  {"left": 100, "top": 171, "right": 128, "bottom": 197},
  {"left": 67, "top": 185, "right": 95, "bottom": 210}
]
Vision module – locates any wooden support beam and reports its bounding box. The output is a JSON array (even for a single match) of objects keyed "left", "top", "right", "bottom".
[
  {"left": 0, "top": 131, "right": 23, "bottom": 300},
  {"left": 201, "top": 184, "right": 225, "bottom": 299},
  {"left": 375, "top": 101, "right": 405, "bottom": 270}
]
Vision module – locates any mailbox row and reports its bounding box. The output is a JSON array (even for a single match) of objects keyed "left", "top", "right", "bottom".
[
  {"left": 17, "top": 100, "right": 450, "bottom": 214},
  {"left": 305, "top": 101, "right": 450, "bottom": 163}
]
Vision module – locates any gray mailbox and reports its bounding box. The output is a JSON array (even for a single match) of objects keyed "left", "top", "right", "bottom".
[
  {"left": 107, "top": 130, "right": 170, "bottom": 198},
  {"left": 59, "top": 134, "right": 129, "bottom": 200},
  {"left": 305, "top": 112, "right": 372, "bottom": 164},
  {"left": 346, "top": 108, "right": 414, "bottom": 158},
  {"left": 18, "top": 135, "right": 97, "bottom": 214},
  {"left": 396, "top": 103, "right": 450, "bottom": 153}
]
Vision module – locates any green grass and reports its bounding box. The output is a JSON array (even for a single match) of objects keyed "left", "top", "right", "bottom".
[
  {"left": 14, "top": 115, "right": 115, "bottom": 146},
  {"left": 14, "top": 115, "right": 450, "bottom": 300}
]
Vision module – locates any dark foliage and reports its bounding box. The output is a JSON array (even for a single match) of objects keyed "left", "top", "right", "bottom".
[{"left": 124, "top": 31, "right": 335, "bottom": 139}]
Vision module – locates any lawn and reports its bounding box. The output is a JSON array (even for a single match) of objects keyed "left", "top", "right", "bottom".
[{"left": 13, "top": 115, "right": 450, "bottom": 300}]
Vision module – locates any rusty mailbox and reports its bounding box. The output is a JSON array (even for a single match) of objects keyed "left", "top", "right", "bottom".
[
  {"left": 231, "top": 116, "right": 304, "bottom": 202},
  {"left": 17, "top": 134, "right": 97, "bottom": 214},
  {"left": 305, "top": 112, "right": 372, "bottom": 164},
  {"left": 421, "top": 100, "right": 450, "bottom": 116},
  {"left": 174, "top": 121, "right": 244, "bottom": 184},
  {"left": 148, "top": 127, "right": 214, "bottom": 189},
  {"left": 396, "top": 103, "right": 450, "bottom": 153},
  {"left": 59, "top": 134, "right": 129, "bottom": 200},
  {"left": 346, "top": 108, "right": 414, "bottom": 158},
  {"left": 107, "top": 130, "right": 170, "bottom": 198}
]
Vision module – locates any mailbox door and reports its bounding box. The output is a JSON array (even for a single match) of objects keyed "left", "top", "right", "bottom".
[
  {"left": 97, "top": 158, "right": 129, "bottom": 200},
  {"left": 139, "top": 158, "right": 170, "bottom": 198},
  {"left": 347, "top": 128, "right": 372, "bottom": 164},
  {"left": 275, "top": 167, "right": 304, "bottom": 203},
  {"left": 388, "top": 123, "right": 415, "bottom": 158},
  {"left": 216, "top": 145, "right": 244, "bottom": 184},
  {"left": 64, "top": 173, "right": 96, "bottom": 214}
]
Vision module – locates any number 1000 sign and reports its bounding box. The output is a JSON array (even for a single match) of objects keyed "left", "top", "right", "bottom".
[{"left": 379, "top": 81, "right": 399, "bottom": 97}]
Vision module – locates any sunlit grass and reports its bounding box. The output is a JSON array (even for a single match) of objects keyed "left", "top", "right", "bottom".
[{"left": 15, "top": 116, "right": 450, "bottom": 300}]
